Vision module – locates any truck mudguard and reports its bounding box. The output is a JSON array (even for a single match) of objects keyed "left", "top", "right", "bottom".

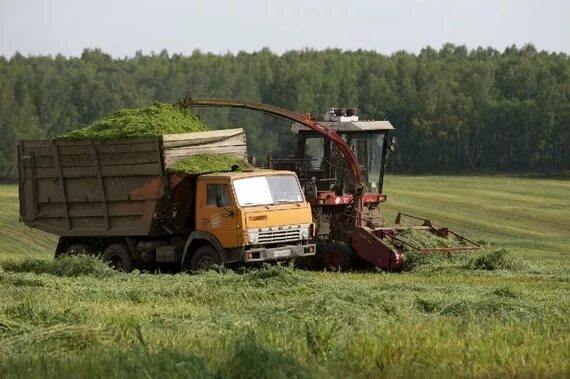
[{"left": 181, "top": 230, "right": 227, "bottom": 267}]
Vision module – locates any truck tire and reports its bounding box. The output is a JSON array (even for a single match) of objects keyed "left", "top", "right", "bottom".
[
  {"left": 190, "top": 245, "right": 222, "bottom": 272},
  {"left": 323, "top": 241, "right": 354, "bottom": 271},
  {"left": 102, "top": 243, "right": 133, "bottom": 273},
  {"left": 62, "top": 243, "right": 89, "bottom": 256}
]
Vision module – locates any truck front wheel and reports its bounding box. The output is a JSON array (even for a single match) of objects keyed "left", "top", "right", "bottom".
[
  {"left": 190, "top": 245, "right": 221, "bottom": 272},
  {"left": 103, "top": 243, "right": 133, "bottom": 273},
  {"left": 323, "top": 242, "right": 355, "bottom": 271}
]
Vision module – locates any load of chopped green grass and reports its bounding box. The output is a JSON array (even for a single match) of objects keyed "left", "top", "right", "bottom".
[
  {"left": 168, "top": 153, "right": 251, "bottom": 174},
  {"left": 61, "top": 103, "right": 208, "bottom": 140},
  {"left": 0, "top": 256, "right": 114, "bottom": 278}
]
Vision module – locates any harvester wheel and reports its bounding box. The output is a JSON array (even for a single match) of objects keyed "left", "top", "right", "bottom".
[
  {"left": 190, "top": 245, "right": 221, "bottom": 272},
  {"left": 102, "top": 243, "right": 133, "bottom": 273},
  {"left": 323, "top": 242, "right": 355, "bottom": 271}
]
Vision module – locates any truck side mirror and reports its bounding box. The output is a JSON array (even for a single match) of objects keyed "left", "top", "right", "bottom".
[
  {"left": 215, "top": 193, "right": 234, "bottom": 217},
  {"left": 389, "top": 137, "right": 397, "bottom": 152},
  {"left": 384, "top": 135, "right": 397, "bottom": 169}
]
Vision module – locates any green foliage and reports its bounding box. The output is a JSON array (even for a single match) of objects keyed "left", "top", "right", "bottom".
[
  {"left": 60, "top": 103, "right": 207, "bottom": 140},
  {"left": 168, "top": 153, "right": 251, "bottom": 174},
  {"left": 0, "top": 255, "right": 114, "bottom": 278},
  {"left": 1, "top": 45, "right": 569, "bottom": 179}
]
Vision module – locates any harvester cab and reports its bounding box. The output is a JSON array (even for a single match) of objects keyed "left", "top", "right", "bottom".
[
  {"left": 282, "top": 107, "right": 394, "bottom": 201},
  {"left": 266, "top": 107, "right": 397, "bottom": 234}
]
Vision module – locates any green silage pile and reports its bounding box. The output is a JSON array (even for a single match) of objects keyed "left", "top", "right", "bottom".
[
  {"left": 59, "top": 103, "right": 250, "bottom": 174},
  {"left": 62, "top": 103, "right": 207, "bottom": 140},
  {"left": 169, "top": 154, "right": 251, "bottom": 174}
]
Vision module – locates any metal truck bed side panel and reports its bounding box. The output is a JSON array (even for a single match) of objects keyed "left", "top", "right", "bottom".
[
  {"left": 18, "top": 138, "right": 166, "bottom": 237},
  {"left": 18, "top": 129, "right": 247, "bottom": 238}
]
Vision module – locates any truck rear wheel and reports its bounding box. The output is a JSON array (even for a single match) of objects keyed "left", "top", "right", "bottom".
[
  {"left": 102, "top": 243, "right": 133, "bottom": 273},
  {"left": 323, "top": 242, "right": 354, "bottom": 271},
  {"left": 190, "top": 245, "right": 221, "bottom": 272},
  {"left": 62, "top": 243, "right": 89, "bottom": 256}
]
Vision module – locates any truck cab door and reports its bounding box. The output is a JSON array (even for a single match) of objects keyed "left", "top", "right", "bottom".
[{"left": 196, "top": 180, "right": 238, "bottom": 248}]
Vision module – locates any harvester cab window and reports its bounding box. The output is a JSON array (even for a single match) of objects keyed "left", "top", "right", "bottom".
[
  {"left": 304, "top": 138, "right": 324, "bottom": 170},
  {"left": 207, "top": 184, "right": 232, "bottom": 206},
  {"left": 343, "top": 132, "right": 385, "bottom": 193}
]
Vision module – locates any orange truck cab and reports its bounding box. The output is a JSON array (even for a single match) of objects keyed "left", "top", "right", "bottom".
[{"left": 181, "top": 170, "right": 316, "bottom": 270}]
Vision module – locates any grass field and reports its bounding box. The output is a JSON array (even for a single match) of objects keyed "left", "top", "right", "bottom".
[{"left": 0, "top": 176, "right": 569, "bottom": 378}]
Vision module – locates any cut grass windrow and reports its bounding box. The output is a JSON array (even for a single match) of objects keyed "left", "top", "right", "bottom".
[{"left": 0, "top": 263, "right": 568, "bottom": 378}]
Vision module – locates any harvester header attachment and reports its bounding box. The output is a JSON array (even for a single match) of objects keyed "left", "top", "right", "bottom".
[{"left": 378, "top": 213, "right": 481, "bottom": 253}]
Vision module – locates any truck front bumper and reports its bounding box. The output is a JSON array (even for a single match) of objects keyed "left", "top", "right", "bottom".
[{"left": 243, "top": 243, "right": 316, "bottom": 263}]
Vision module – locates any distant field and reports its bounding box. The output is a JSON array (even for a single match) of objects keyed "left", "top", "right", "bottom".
[
  {"left": 0, "top": 177, "right": 569, "bottom": 378},
  {"left": 0, "top": 185, "right": 55, "bottom": 258}
]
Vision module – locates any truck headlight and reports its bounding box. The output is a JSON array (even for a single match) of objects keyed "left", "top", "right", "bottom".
[
  {"left": 301, "top": 228, "right": 309, "bottom": 239},
  {"left": 248, "top": 232, "right": 258, "bottom": 244}
]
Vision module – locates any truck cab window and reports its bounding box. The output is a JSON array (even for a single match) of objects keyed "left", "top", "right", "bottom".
[{"left": 207, "top": 184, "right": 232, "bottom": 206}]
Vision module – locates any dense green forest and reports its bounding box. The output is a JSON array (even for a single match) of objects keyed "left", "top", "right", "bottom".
[{"left": 0, "top": 44, "right": 568, "bottom": 179}]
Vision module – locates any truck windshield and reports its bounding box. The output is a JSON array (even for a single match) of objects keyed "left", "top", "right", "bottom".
[{"left": 233, "top": 175, "right": 304, "bottom": 207}]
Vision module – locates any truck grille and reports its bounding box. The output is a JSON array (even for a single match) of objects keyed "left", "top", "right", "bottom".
[{"left": 257, "top": 228, "right": 301, "bottom": 244}]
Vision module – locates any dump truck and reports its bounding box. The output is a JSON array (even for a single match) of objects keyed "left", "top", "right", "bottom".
[
  {"left": 178, "top": 98, "right": 480, "bottom": 271},
  {"left": 17, "top": 128, "right": 316, "bottom": 271}
]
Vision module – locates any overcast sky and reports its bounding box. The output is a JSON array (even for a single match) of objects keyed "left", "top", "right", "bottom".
[{"left": 0, "top": 0, "right": 568, "bottom": 58}]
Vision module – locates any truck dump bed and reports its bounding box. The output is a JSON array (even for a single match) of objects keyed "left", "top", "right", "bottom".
[{"left": 18, "top": 129, "right": 246, "bottom": 237}]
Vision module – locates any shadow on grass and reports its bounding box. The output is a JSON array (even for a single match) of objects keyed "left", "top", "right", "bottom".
[
  {"left": 0, "top": 331, "right": 310, "bottom": 379},
  {"left": 227, "top": 332, "right": 310, "bottom": 379}
]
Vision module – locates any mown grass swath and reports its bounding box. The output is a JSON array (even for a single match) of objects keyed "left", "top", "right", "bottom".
[
  {"left": 0, "top": 260, "right": 568, "bottom": 378},
  {"left": 0, "top": 176, "right": 568, "bottom": 377}
]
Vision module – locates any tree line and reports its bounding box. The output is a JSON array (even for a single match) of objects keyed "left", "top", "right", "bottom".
[{"left": 0, "top": 44, "right": 568, "bottom": 180}]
